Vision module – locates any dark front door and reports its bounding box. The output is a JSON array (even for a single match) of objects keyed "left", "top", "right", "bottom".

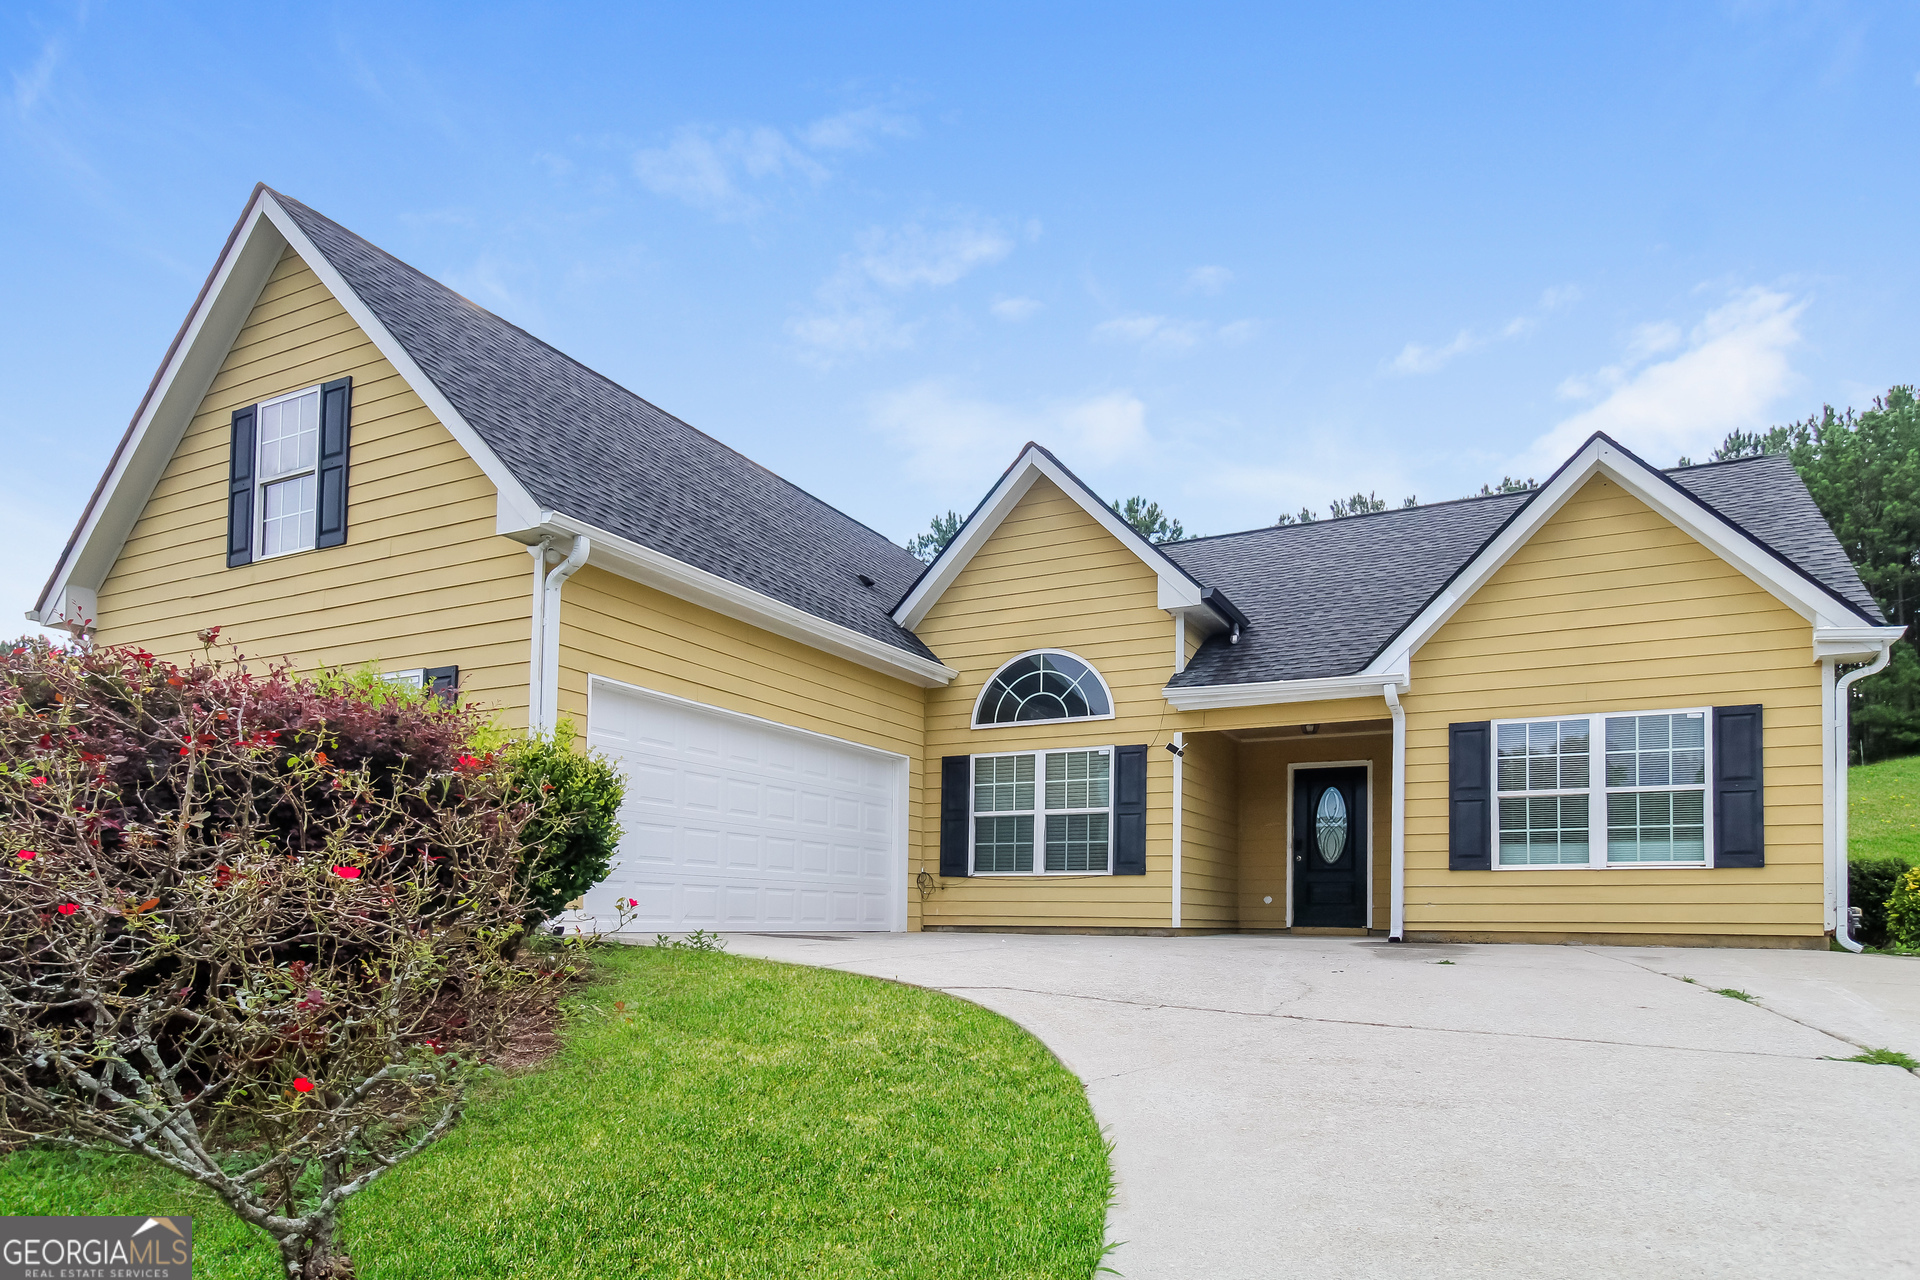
[{"left": 1292, "top": 767, "right": 1368, "bottom": 929}]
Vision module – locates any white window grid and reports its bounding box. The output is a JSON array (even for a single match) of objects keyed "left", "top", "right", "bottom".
[
  {"left": 970, "top": 747, "right": 1115, "bottom": 876},
  {"left": 1490, "top": 706, "right": 1714, "bottom": 870},
  {"left": 254, "top": 383, "right": 323, "bottom": 560}
]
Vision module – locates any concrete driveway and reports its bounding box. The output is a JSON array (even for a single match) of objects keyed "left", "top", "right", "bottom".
[{"left": 723, "top": 933, "right": 1920, "bottom": 1279}]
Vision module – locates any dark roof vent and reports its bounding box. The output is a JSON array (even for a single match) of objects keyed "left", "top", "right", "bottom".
[{"left": 857, "top": 573, "right": 876, "bottom": 589}]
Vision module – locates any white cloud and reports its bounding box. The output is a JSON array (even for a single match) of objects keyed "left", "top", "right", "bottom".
[
  {"left": 870, "top": 382, "right": 1150, "bottom": 486},
  {"left": 799, "top": 105, "right": 917, "bottom": 151},
  {"left": 632, "top": 125, "right": 825, "bottom": 218},
  {"left": 1391, "top": 329, "right": 1479, "bottom": 375},
  {"left": 855, "top": 221, "right": 1012, "bottom": 289},
  {"left": 632, "top": 105, "right": 916, "bottom": 218},
  {"left": 788, "top": 305, "right": 917, "bottom": 359},
  {"left": 791, "top": 218, "right": 1014, "bottom": 362},
  {"left": 1389, "top": 283, "right": 1581, "bottom": 375},
  {"left": 10, "top": 34, "right": 63, "bottom": 116},
  {"left": 1520, "top": 287, "right": 1806, "bottom": 472},
  {"left": 991, "top": 296, "right": 1043, "bottom": 321},
  {"left": 1092, "top": 313, "right": 1210, "bottom": 351},
  {"left": 1185, "top": 265, "right": 1233, "bottom": 294}
]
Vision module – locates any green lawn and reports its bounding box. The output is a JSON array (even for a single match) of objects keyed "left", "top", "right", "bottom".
[
  {"left": 1852, "top": 754, "right": 1920, "bottom": 862},
  {"left": 0, "top": 948, "right": 1112, "bottom": 1279}
]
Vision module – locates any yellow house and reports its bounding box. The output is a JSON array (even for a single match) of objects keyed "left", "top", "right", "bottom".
[{"left": 33, "top": 187, "right": 1906, "bottom": 949}]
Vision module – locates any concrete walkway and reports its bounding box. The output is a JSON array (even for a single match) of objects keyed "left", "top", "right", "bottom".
[{"left": 721, "top": 932, "right": 1920, "bottom": 1279}]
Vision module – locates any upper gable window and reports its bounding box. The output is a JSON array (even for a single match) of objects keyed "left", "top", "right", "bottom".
[
  {"left": 255, "top": 386, "right": 322, "bottom": 558},
  {"left": 973, "top": 650, "right": 1114, "bottom": 726}
]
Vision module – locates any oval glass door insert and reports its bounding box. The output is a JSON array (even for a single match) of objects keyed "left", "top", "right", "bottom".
[{"left": 1315, "top": 787, "right": 1348, "bottom": 863}]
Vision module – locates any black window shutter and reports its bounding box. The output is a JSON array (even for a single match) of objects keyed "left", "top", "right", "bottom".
[
  {"left": 227, "top": 405, "right": 257, "bottom": 567},
  {"left": 424, "top": 665, "right": 459, "bottom": 705},
  {"left": 1448, "top": 721, "right": 1492, "bottom": 870},
  {"left": 315, "top": 377, "right": 353, "bottom": 549},
  {"left": 1112, "top": 744, "right": 1148, "bottom": 874},
  {"left": 939, "top": 756, "right": 971, "bottom": 877},
  {"left": 1713, "top": 704, "right": 1764, "bottom": 868}
]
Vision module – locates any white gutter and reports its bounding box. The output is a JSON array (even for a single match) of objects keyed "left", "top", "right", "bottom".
[
  {"left": 1383, "top": 683, "right": 1408, "bottom": 942},
  {"left": 538, "top": 510, "right": 957, "bottom": 689},
  {"left": 1162, "top": 670, "right": 1408, "bottom": 712},
  {"left": 532, "top": 536, "right": 589, "bottom": 733},
  {"left": 1830, "top": 642, "right": 1895, "bottom": 952},
  {"left": 525, "top": 538, "right": 552, "bottom": 732},
  {"left": 1170, "top": 732, "right": 1185, "bottom": 931}
]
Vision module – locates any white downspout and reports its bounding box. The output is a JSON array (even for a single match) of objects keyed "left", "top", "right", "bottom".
[
  {"left": 534, "top": 536, "right": 590, "bottom": 733},
  {"left": 1383, "top": 682, "right": 1408, "bottom": 942},
  {"left": 1170, "top": 731, "right": 1185, "bottom": 932},
  {"left": 526, "top": 538, "right": 552, "bottom": 733},
  {"left": 1831, "top": 644, "right": 1893, "bottom": 952}
]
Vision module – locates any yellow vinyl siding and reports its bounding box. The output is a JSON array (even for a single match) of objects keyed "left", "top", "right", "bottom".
[
  {"left": 1234, "top": 734, "right": 1392, "bottom": 930},
  {"left": 550, "top": 565, "right": 926, "bottom": 927},
  {"left": 917, "top": 477, "right": 1179, "bottom": 930},
  {"left": 1401, "top": 475, "right": 1824, "bottom": 943},
  {"left": 1179, "top": 731, "right": 1239, "bottom": 928},
  {"left": 93, "top": 246, "right": 534, "bottom": 727}
]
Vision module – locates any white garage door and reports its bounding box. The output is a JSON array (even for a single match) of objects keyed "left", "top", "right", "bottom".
[{"left": 583, "top": 679, "right": 904, "bottom": 932}]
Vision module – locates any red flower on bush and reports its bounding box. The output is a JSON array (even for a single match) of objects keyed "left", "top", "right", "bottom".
[
  {"left": 28, "top": 776, "right": 46, "bottom": 787},
  {"left": 17, "top": 850, "right": 35, "bottom": 861},
  {"left": 292, "top": 1077, "right": 314, "bottom": 1093},
  {"left": 457, "top": 754, "right": 482, "bottom": 770},
  {"left": 627, "top": 898, "right": 638, "bottom": 907},
  {"left": 332, "top": 866, "right": 362, "bottom": 880},
  {"left": 57, "top": 903, "right": 77, "bottom": 915}
]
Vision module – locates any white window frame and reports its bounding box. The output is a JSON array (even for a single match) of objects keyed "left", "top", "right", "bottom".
[
  {"left": 970, "top": 648, "right": 1117, "bottom": 730},
  {"left": 969, "top": 746, "right": 1116, "bottom": 877},
  {"left": 1490, "top": 705, "right": 1715, "bottom": 871},
  {"left": 253, "top": 382, "right": 325, "bottom": 561}
]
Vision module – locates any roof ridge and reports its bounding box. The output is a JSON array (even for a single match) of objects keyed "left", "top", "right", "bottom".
[
  {"left": 1163, "top": 486, "right": 1531, "bottom": 549},
  {"left": 266, "top": 188, "right": 918, "bottom": 566}
]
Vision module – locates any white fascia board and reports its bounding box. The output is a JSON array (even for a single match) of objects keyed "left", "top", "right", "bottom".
[
  {"left": 1364, "top": 437, "right": 1873, "bottom": 676},
  {"left": 542, "top": 513, "right": 958, "bottom": 689},
  {"left": 255, "top": 194, "right": 545, "bottom": 533},
  {"left": 892, "top": 446, "right": 1203, "bottom": 630},
  {"left": 32, "top": 197, "right": 289, "bottom": 621},
  {"left": 1162, "top": 671, "right": 1408, "bottom": 712},
  {"left": 1812, "top": 624, "right": 1907, "bottom": 662}
]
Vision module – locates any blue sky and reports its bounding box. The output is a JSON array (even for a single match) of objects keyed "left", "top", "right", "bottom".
[{"left": 5, "top": 2, "right": 1919, "bottom": 624}]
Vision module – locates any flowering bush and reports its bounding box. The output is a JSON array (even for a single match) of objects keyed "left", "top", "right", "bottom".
[{"left": 0, "top": 638, "right": 571, "bottom": 1279}]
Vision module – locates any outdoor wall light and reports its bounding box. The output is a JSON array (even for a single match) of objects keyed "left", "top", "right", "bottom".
[{"left": 1300, "top": 724, "right": 1320, "bottom": 735}]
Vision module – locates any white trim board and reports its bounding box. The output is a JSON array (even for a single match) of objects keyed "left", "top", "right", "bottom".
[
  {"left": 544, "top": 511, "right": 957, "bottom": 689},
  {"left": 891, "top": 444, "right": 1211, "bottom": 631},
  {"left": 1364, "top": 435, "right": 1887, "bottom": 676},
  {"left": 1159, "top": 433, "right": 1901, "bottom": 713},
  {"left": 32, "top": 187, "right": 544, "bottom": 626}
]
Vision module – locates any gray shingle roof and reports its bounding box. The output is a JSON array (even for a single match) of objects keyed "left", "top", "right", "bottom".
[
  {"left": 271, "top": 191, "right": 938, "bottom": 663},
  {"left": 1163, "top": 452, "right": 1885, "bottom": 688},
  {"left": 268, "top": 192, "right": 1882, "bottom": 689}
]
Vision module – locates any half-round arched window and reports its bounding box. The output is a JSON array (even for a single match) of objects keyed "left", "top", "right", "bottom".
[{"left": 973, "top": 650, "right": 1114, "bottom": 726}]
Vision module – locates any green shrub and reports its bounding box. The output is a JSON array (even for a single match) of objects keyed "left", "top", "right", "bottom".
[
  {"left": 506, "top": 719, "right": 624, "bottom": 921},
  {"left": 1850, "top": 852, "right": 1920, "bottom": 947},
  {"left": 1887, "top": 865, "right": 1920, "bottom": 951}
]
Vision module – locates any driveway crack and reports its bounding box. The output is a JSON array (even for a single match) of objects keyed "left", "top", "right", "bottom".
[{"left": 935, "top": 983, "right": 1827, "bottom": 1061}]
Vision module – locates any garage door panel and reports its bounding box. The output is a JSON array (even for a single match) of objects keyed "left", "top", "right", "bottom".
[{"left": 586, "top": 682, "right": 901, "bottom": 932}]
